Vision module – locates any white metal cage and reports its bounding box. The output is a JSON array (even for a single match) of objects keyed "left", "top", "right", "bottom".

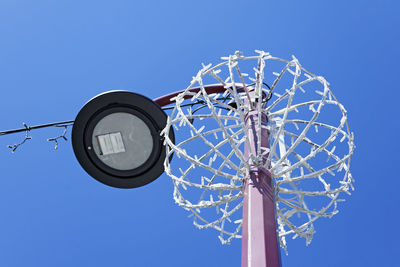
[{"left": 160, "top": 51, "right": 355, "bottom": 251}]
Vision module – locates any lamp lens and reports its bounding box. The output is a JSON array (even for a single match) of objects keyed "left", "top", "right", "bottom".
[{"left": 91, "top": 112, "right": 154, "bottom": 171}]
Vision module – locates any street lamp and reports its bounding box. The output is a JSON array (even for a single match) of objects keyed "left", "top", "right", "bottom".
[
  {"left": 0, "top": 51, "right": 355, "bottom": 267},
  {"left": 71, "top": 90, "right": 174, "bottom": 188}
]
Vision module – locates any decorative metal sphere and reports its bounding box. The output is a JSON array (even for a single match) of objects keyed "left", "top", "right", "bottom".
[{"left": 161, "top": 51, "right": 355, "bottom": 250}]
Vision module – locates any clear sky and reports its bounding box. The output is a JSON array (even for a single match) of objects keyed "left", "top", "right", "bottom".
[{"left": 0, "top": 1, "right": 398, "bottom": 266}]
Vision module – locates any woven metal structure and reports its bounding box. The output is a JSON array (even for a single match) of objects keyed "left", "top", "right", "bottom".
[{"left": 161, "top": 51, "right": 355, "bottom": 251}]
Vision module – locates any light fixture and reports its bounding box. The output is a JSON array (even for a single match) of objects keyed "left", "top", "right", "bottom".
[{"left": 72, "top": 91, "right": 174, "bottom": 188}]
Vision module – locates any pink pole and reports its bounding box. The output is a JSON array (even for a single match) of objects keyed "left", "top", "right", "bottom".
[
  {"left": 154, "top": 85, "right": 281, "bottom": 266},
  {"left": 241, "top": 108, "right": 281, "bottom": 267}
]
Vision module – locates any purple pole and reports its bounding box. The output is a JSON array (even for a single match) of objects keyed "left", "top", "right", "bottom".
[
  {"left": 241, "top": 107, "right": 281, "bottom": 267},
  {"left": 153, "top": 84, "right": 281, "bottom": 266}
]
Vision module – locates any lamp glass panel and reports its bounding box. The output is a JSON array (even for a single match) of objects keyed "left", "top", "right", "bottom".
[{"left": 92, "top": 112, "right": 154, "bottom": 170}]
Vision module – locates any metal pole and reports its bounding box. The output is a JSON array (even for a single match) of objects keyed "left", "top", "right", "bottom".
[
  {"left": 154, "top": 84, "right": 281, "bottom": 266},
  {"left": 241, "top": 105, "right": 281, "bottom": 267}
]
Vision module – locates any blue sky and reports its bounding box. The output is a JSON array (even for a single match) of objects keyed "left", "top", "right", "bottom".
[{"left": 0, "top": 0, "right": 398, "bottom": 266}]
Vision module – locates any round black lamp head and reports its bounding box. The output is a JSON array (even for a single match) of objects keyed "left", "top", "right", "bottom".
[{"left": 72, "top": 91, "right": 174, "bottom": 188}]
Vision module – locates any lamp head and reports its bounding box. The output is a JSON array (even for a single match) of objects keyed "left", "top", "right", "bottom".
[{"left": 72, "top": 91, "right": 174, "bottom": 188}]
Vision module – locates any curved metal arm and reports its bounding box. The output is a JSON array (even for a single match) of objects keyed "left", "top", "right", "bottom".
[{"left": 153, "top": 84, "right": 227, "bottom": 107}]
